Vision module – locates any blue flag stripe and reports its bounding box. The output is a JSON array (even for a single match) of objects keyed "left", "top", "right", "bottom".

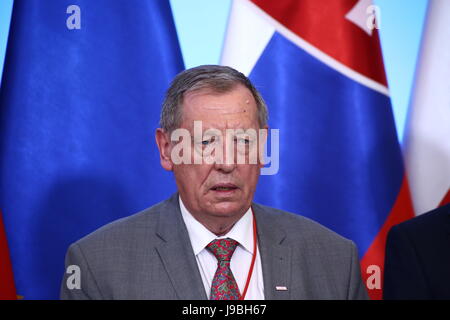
[
  {"left": 0, "top": 0, "right": 184, "bottom": 299},
  {"left": 253, "top": 32, "right": 404, "bottom": 257}
]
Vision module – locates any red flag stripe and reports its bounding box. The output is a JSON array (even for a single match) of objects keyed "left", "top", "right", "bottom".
[
  {"left": 0, "top": 210, "right": 17, "bottom": 300},
  {"left": 360, "top": 177, "right": 414, "bottom": 300},
  {"left": 439, "top": 189, "right": 450, "bottom": 207},
  {"left": 251, "top": 0, "right": 388, "bottom": 86}
]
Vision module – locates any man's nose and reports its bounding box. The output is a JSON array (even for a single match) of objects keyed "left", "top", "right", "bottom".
[
  {"left": 214, "top": 160, "right": 236, "bottom": 173},
  {"left": 213, "top": 136, "right": 236, "bottom": 173}
]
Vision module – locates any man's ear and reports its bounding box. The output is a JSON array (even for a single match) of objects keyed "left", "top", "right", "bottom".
[
  {"left": 258, "top": 125, "right": 269, "bottom": 168},
  {"left": 155, "top": 128, "right": 174, "bottom": 171}
]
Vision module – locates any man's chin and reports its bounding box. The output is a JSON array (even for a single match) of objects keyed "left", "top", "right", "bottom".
[{"left": 207, "top": 201, "right": 248, "bottom": 218}]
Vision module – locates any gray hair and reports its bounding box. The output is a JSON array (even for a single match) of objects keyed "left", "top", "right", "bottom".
[{"left": 160, "top": 65, "right": 268, "bottom": 132}]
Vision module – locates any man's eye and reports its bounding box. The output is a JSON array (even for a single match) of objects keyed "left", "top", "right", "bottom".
[{"left": 201, "top": 137, "right": 216, "bottom": 145}]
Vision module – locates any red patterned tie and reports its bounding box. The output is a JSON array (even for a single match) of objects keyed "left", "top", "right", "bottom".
[{"left": 206, "top": 238, "right": 240, "bottom": 300}]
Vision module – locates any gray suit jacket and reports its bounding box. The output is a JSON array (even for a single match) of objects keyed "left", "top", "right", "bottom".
[{"left": 60, "top": 193, "right": 368, "bottom": 299}]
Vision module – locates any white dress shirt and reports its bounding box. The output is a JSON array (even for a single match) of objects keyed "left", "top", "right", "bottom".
[{"left": 179, "top": 197, "right": 265, "bottom": 300}]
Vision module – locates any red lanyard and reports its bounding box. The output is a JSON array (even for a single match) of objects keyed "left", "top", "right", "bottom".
[{"left": 239, "top": 206, "right": 258, "bottom": 300}]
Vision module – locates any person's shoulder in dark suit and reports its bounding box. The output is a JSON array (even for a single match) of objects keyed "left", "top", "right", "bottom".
[{"left": 383, "top": 203, "right": 450, "bottom": 299}]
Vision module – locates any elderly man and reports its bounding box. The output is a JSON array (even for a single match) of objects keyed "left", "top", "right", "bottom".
[{"left": 61, "top": 65, "right": 368, "bottom": 300}]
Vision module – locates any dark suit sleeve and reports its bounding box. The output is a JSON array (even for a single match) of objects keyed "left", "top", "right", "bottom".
[
  {"left": 347, "top": 241, "right": 369, "bottom": 300},
  {"left": 383, "top": 225, "right": 430, "bottom": 299},
  {"left": 60, "top": 243, "right": 104, "bottom": 300}
]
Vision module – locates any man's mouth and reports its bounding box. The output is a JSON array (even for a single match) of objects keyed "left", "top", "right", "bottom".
[{"left": 210, "top": 183, "right": 238, "bottom": 192}]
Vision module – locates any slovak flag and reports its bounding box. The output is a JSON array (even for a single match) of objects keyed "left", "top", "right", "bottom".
[{"left": 221, "top": 0, "right": 414, "bottom": 299}]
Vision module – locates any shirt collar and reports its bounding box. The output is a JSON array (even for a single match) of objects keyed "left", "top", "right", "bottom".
[{"left": 179, "top": 196, "right": 254, "bottom": 256}]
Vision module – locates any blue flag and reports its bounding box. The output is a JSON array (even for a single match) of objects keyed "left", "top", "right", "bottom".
[{"left": 0, "top": 0, "right": 184, "bottom": 299}]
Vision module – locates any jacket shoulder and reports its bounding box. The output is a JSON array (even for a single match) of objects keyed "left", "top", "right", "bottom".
[
  {"left": 390, "top": 203, "right": 450, "bottom": 238},
  {"left": 73, "top": 199, "right": 169, "bottom": 249},
  {"left": 252, "top": 203, "right": 367, "bottom": 299},
  {"left": 253, "top": 202, "right": 355, "bottom": 249}
]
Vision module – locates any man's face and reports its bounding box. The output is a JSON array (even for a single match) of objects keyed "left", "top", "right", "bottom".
[{"left": 157, "top": 84, "right": 264, "bottom": 224}]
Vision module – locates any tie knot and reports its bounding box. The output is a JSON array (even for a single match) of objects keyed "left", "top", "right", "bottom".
[{"left": 206, "top": 238, "right": 239, "bottom": 262}]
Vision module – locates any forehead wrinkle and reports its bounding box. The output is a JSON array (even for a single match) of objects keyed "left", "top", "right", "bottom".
[
  {"left": 182, "top": 85, "right": 259, "bottom": 131},
  {"left": 202, "top": 119, "right": 255, "bottom": 132},
  {"left": 200, "top": 103, "right": 249, "bottom": 114}
]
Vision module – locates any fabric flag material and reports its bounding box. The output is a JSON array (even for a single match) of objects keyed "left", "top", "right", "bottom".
[
  {"left": 0, "top": 1, "right": 184, "bottom": 299},
  {"left": 221, "top": 0, "right": 414, "bottom": 299},
  {"left": 404, "top": 0, "right": 450, "bottom": 215},
  {"left": 0, "top": 210, "right": 16, "bottom": 300}
]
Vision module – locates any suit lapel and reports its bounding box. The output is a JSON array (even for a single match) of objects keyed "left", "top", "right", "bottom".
[
  {"left": 253, "top": 204, "right": 292, "bottom": 299},
  {"left": 153, "top": 196, "right": 298, "bottom": 300},
  {"left": 154, "top": 194, "right": 207, "bottom": 300}
]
